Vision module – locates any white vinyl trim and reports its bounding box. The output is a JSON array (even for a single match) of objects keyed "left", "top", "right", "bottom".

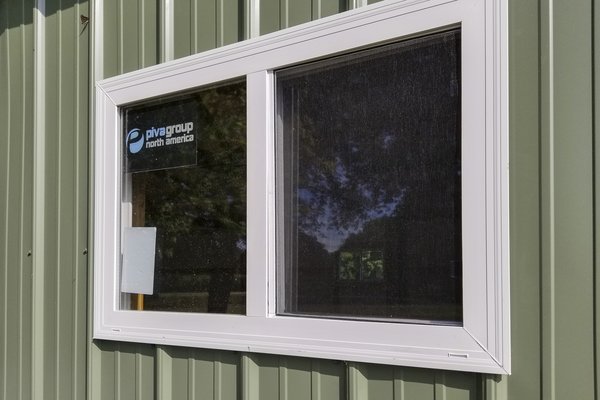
[{"left": 94, "top": 0, "right": 509, "bottom": 374}]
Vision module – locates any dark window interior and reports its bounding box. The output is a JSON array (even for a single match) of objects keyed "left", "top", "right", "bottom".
[{"left": 276, "top": 30, "right": 462, "bottom": 324}]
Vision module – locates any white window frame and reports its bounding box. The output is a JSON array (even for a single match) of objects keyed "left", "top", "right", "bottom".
[{"left": 94, "top": 0, "right": 509, "bottom": 374}]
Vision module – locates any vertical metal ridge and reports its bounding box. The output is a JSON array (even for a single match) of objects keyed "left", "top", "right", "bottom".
[
  {"left": 347, "top": 363, "right": 367, "bottom": 400},
  {"left": 135, "top": 350, "right": 144, "bottom": 400},
  {"left": 191, "top": 0, "right": 198, "bottom": 53},
  {"left": 18, "top": 2, "right": 31, "bottom": 398},
  {"left": 214, "top": 353, "right": 222, "bottom": 400},
  {"left": 483, "top": 375, "right": 508, "bottom": 400},
  {"left": 32, "top": 0, "right": 46, "bottom": 398},
  {"left": 311, "top": 0, "right": 320, "bottom": 20},
  {"left": 72, "top": 2, "right": 88, "bottom": 398},
  {"left": 216, "top": 0, "right": 224, "bottom": 48},
  {"left": 595, "top": 0, "right": 600, "bottom": 394},
  {"left": 187, "top": 355, "right": 194, "bottom": 400},
  {"left": 87, "top": 0, "right": 101, "bottom": 397},
  {"left": 161, "top": 0, "right": 174, "bottom": 62},
  {"left": 54, "top": 3, "right": 65, "bottom": 399},
  {"left": 2, "top": 12, "right": 12, "bottom": 400},
  {"left": 281, "top": 0, "right": 289, "bottom": 29},
  {"left": 156, "top": 345, "right": 173, "bottom": 400},
  {"left": 434, "top": 371, "right": 446, "bottom": 400},
  {"left": 140, "top": 0, "right": 145, "bottom": 65},
  {"left": 540, "top": 0, "right": 555, "bottom": 398},
  {"left": 118, "top": 0, "right": 123, "bottom": 72},
  {"left": 248, "top": 0, "right": 260, "bottom": 39},
  {"left": 392, "top": 368, "right": 404, "bottom": 400},
  {"left": 0, "top": 4, "right": 7, "bottom": 399},
  {"left": 72, "top": 2, "right": 81, "bottom": 397},
  {"left": 278, "top": 358, "right": 288, "bottom": 400},
  {"left": 310, "top": 361, "right": 320, "bottom": 400},
  {"left": 241, "top": 353, "right": 259, "bottom": 400},
  {"left": 115, "top": 347, "right": 121, "bottom": 400},
  {"left": 136, "top": 0, "right": 142, "bottom": 68}
]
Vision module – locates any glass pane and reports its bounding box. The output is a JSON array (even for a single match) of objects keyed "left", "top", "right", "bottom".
[
  {"left": 121, "top": 81, "right": 246, "bottom": 314},
  {"left": 276, "top": 30, "right": 462, "bottom": 324}
]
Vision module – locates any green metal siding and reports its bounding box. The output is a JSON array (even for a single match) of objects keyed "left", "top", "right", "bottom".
[
  {"left": 505, "top": 0, "right": 541, "bottom": 398},
  {"left": 173, "top": 0, "right": 245, "bottom": 60},
  {"left": 540, "top": 1, "right": 595, "bottom": 398},
  {"left": 41, "top": 1, "right": 90, "bottom": 399},
  {"left": 0, "top": 0, "right": 599, "bottom": 399},
  {"left": 259, "top": 0, "right": 348, "bottom": 35},
  {"left": 0, "top": 0, "right": 89, "bottom": 399},
  {"left": 0, "top": 1, "right": 34, "bottom": 399},
  {"left": 102, "top": 0, "right": 159, "bottom": 76}
]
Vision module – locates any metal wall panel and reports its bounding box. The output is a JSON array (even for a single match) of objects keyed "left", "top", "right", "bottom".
[
  {"left": 0, "top": 1, "right": 34, "bottom": 399},
  {"left": 540, "top": 0, "right": 595, "bottom": 398},
  {"left": 1, "top": 0, "right": 599, "bottom": 399},
  {"left": 173, "top": 0, "right": 244, "bottom": 60},
  {"left": 1, "top": 0, "right": 90, "bottom": 399},
  {"left": 89, "top": 341, "right": 155, "bottom": 400},
  {"left": 505, "top": 0, "right": 541, "bottom": 398},
  {"left": 259, "top": 0, "right": 348, "bottom": 35},
  {"left": 102, "top": 0, "right": 159, "bottom": 77},
  {"left": 41, "top": 1, "right": 90, "bottom": 399}
]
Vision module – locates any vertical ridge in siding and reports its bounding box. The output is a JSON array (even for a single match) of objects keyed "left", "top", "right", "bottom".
[
  {"left": 5, "top": 4, "right": 21, "bottom": 396},
  {"left": 73, "top": 1, "right": 89, "bottom": 398},
  {"left": 259, "top": 0, "right": 280, "bottom": 34},
  {"left": 173, "top": 0, "right": 193, "bottom": 59},
  {"left": 505, "top": 0, "right": 541, "bottom": 399},
  {"left": 280, "top": 0, "right": 311, "bottom": 28},
  {"left": 539, "top": 0, "right": 595, "bottom": 398},
  {"left": 193, "top": 0, "right": 217, "bottom": 54},
  {"left": 41, "top": 1, "right": 89, "bottom": 399},
  {"left": 18, "top": 1, "right": 34, "bottom": 398},
  {"left": 261, "top": 0, "right": 347, "bottom": 34},
  {"left": 155, "top": 346, "right": 241, "bottom": 400},
  {"left": 595, "top": 0, "right": 600, "bottom": 395},
  {"left": 91, "top": 341, "right": 156, "bottom": 400},
  {"left": 102, "top": 0, "right": 159, "bottom": 79},
  {"left": 0, "top": 3, "right": 11, "bottom": 397},
  {"left": 42, "top": 3, "right": 60, "bottom": 399},
  {"left": 173, "top": 0, "right": 235, "bottom": 59},
  {"left": 0, "top": 3, "right": 8, "bottom": 399},
  {"left": 217, "top": 0, "right": 245, "bottom": 47},
  {"left": 1, "top": 2, "right": 35, "bottom": 399}
]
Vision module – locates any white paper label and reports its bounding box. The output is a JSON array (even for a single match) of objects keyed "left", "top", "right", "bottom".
[{"left": 121, "top": 227, "right": 157, "bottom": 295}]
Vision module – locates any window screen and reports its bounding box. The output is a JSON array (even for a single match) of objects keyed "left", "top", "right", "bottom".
[{"left": 276, "top": 30, "right": 462, "bottom": 323}]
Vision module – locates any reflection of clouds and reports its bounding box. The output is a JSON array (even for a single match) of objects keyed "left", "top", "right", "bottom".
[
  {"left": 299, "top": 191, "right": 403, "bottom": 253},
  {"left": 236, "top": 239, "right": 246, "bottom": 251},
  {"left": 382, "top": 131, "right": 395, "bottom": 149},
  {"left": 335, "top": 157, "right": 349, "bottom": 186}
]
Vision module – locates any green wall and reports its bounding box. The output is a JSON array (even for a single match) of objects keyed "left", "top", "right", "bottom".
[
  {"left": 0, "top": 0, "right": 598, "bottom": 398},
  {"left": 0, "top": 0, "right": 89, "bottom": 399}
]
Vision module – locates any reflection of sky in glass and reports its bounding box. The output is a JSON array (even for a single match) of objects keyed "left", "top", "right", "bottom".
[
  {"left": 299, "top": 188, "right": 403, "bottom": 252},
  {"left": 276, "top": 30, "right": 462, "bottom": 321}
]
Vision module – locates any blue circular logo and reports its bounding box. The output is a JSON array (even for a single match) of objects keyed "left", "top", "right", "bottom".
[{"left": 126, "top": 128, "right": 144, "bottom": 154}]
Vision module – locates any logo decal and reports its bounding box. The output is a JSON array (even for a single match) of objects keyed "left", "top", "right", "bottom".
[{"left": 126, "top": 128, "right": 144, "bottom": 154}]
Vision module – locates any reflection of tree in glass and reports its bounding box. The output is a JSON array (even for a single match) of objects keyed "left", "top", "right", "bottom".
[
  {"left": 135, "top": 82, "right": 247, "bottom": 314},
  {"left": 280, "top": 31, "right": 463, "bottom": 321},
  {"left": 338, "top": 252, "right": 357, "bottom": 280},
  {"left": 361, "top": 251, "right": 384, "bottom": 280},
  {"left": 281, "top": 31, "right": 461, "bottom": 251}
]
